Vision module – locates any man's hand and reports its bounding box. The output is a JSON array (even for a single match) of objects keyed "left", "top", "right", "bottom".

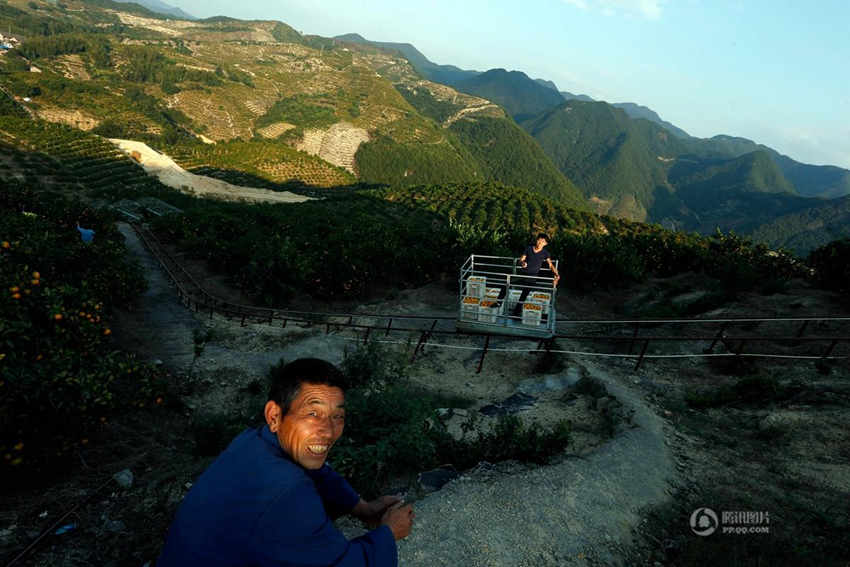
[
  {"left": 553, "top": 275, "right": 560, "bottom": 288},
  {"left": 351, "top": 495, "right": 401, "bottom": 527},
  {"left": 381, "top": 501, "right": 415, "bottom": 541}
]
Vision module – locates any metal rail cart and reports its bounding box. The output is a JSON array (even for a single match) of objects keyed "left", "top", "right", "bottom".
[{"left": 456, "top": 254, "right": 559, "bottom": 338}]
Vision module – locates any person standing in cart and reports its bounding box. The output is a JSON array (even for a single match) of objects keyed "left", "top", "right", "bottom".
[{"left": 512, "top": 233, "right": 560, "bottom": 316}]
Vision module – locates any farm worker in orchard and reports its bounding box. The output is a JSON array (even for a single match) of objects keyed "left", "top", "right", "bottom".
[
  {"left": 158, "top": 358, "right": 414, "bottom": 567},
  {"left": 512, "top": 233, "right": 560, "bottom": 316},
  {"left": 76, "top": 221, "right": 95, "bottom": 243}
]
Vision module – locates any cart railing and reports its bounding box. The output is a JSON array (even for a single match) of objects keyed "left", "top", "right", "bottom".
[{"left": 458, "top": 254, "right": 559, "bottom": 334}]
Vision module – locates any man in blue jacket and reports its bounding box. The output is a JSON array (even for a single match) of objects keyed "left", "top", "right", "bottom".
[{"left": 158, "top": 358, "right": 414, "bottom": 566}]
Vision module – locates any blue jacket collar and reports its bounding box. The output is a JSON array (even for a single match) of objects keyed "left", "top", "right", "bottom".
[{"left": 259, "top": 424, "right": 285, "bottom": 457}]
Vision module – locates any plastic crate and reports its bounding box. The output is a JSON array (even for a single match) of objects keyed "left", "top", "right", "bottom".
[
  {"left": 461, "top": 296, "right": 480, "bottom": 320},
  {"left": 485, "top": 287, "right": 501, "bottom": 300},
  {"left": 466, "top": 276, "right": 486, "bottom": 298},
  {"left": 522, "top": 302, "right": 543, "bottom": 326},
  {"left": 506, "top": 289, "right": 522, "bottom": 312},
  {"left": 530, "top": 291, "right": 552, "bottom": 314},
  {"left": 478, "top": 300, "right": 499, "bottom": 323}
]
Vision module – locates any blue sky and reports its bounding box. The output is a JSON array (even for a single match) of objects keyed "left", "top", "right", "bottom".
[{"left": 170, "top": 0, "right": 850, "bottom": 168}]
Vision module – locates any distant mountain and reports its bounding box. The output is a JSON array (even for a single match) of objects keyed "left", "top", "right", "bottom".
[
  {"left": 114, "top": 0, "right": 194, "bottom": 19},
  {"left": 334, "top": 34, "right": 480, "bottom": 85},
  {"left": 749, "top": 195, "right": 850, "bottom": 255},
  {"left": 612, "top": 103, "right": 690, "bottom": 139},
  {"left": 535, "top": 78, "right": 559, "bottom": 92},
  {"left": 453, "top": 69, "right": 566, "bottom": 122},
  {"left": 388, "top": 82, "right": 586, "bottom": 208},
  {"left": 695, "top": 135, "right": 850, "bottom": 199},
  {"left": 654, "top": 151, "right": 812, "bottom": 234},
  {"left": 521, "top": 100, "right": 685, "bottom": 219},
  {"left": 334, "top": 34, "right": 850, "bottom": 204},
  {"left": 560, "top": 92, "right": 595, "bottom": 102},
  {"left": 447, "top": 116, "right": 586, "bottom": 209},
  {"left": 520, "top": 100, "right": 804, "bottom": 226}
]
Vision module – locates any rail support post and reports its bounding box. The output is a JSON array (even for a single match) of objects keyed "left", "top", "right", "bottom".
[
  {"left": 821, "top": 339, "right": 839, "bottom": 359},
  {"left": 477, "top": 334, "right": 491, "bottom": 374},
  {"left": 410, "top": 320, "right": 438, "bottom": 362},
  {"left": 628, "top": 322, "right": 641, "bottom": 355},
  {"left": 704, "top": 323, "right": 728, "bottom": 354},
  {"left": 634, "top": 340, "right": 649, "bottom": 371}
]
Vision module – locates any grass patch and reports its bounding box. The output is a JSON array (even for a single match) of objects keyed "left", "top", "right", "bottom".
[
  {"left": 330, "top": 342, "right": 571, "bottom": 497},
  {"left": 684, "top": 375, "right": 804, "bottom": 409}
]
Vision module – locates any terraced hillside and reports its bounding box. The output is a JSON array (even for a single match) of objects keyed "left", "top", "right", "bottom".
[
  {"left": 0, "top": 0, "right": 587, "bottom": 206},
  {"left": 0, "top": 115, "right": 165, "bottom": 197},
  {"left": 168, "top": 139, "right": 355, "bottom": 188}
]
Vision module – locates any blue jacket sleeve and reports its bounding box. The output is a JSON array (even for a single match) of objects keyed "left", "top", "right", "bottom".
[
  {"left": 251, "top": 479, "right": 396, "bottom": 567},
  {"left": 307, "top": 464, "right": 360, "bottom": 519}
]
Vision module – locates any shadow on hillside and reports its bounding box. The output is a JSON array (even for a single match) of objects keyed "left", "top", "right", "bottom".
[{"left": 183, "top": 166, "right": 388, "bottom": 199}]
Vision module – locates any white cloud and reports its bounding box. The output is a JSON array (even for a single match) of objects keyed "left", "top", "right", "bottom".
[
  {"left": 563, "top": 0, "right": 666, "bottom": 20},
  {"left": 563, "top": 0, "right": 589, "bottom": 9}
]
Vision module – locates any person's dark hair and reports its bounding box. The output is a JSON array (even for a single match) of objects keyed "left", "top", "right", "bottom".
[
  {"left": 536, "top": 233, "right": 549, "bottom": 243},
  {"left": 268, "top": 358, "right": 346, "bottom": 414}
]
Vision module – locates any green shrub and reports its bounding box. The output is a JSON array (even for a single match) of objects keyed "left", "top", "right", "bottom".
[
  {"left": 808, "top": 238, "right": 850, "bottom": 294},
  {"left": 255, "top": 94, "right": 337, "bottom": 129},
  {"left": 330, "top": 342, "right": 570, "bottom": 497}
]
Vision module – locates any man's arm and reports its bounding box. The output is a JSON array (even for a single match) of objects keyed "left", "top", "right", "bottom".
[
  {"left": 547, "top": 258, "right": 560, "bottom": 286},
  {"left": 308, "top": 464, "right": 360, "bottom": 519},
  {"left": 351, "top": 496, "right": 401, "bottom": 526},
  {"left": 518, "top": 254, "right": 527, "bottom": 269},
  {"left": 253, "top": 482, "right": 401, "bottom": 567}
]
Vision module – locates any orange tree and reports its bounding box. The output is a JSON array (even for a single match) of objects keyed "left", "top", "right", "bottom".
[
  {"left": 0, "top": 186, "right": 155, "bottom": 484},
  {"left": 153, "top": 194, "right": 456, "bottom": 304},
  {"left": 808, "top": 238, "right": 850, "bottom": 295}
]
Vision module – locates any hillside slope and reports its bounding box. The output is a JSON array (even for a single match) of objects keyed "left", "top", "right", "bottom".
[
  {"left": 0, "top": 2, "right": 588, "bottom": 207},
  {"left": 749, "top": 195, "right": 850, "bottom": 255},
  {"left": 521, "top": 100, "right": 812, "bottom": 227},
  {"left": 453, "top": 68, "right": 566, "bottom": 122}
]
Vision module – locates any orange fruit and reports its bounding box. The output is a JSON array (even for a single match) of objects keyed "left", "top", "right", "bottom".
[
  {"left": 104, "top": 328, "right": 111, "bottom": 335},
  {"left": 54, "top": 313, "right": 63, "bottom": 321},
  {"left": 32, "top": 271, "right": 40, "bottom": 278},
  {"left": 12, "top": 293, "right": 20, "bottom": 300}
]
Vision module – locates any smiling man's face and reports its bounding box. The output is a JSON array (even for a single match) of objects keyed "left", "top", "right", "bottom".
[{"left": 267, "top": 383, "right": 345, "bottom": 469}]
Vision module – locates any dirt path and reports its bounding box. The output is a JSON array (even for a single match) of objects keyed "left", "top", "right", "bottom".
[
  {"left": 113, "top": 222, "right": 679, "bottom": 566},
  {"left": 113, "top": 223, "right": 201, "bottom": 368},
  {"left": 109, "top": 139, "right": 313, "bottom": 204},
  {"left": 389, "top": 355, "right": 678, "bottom": 567}
]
